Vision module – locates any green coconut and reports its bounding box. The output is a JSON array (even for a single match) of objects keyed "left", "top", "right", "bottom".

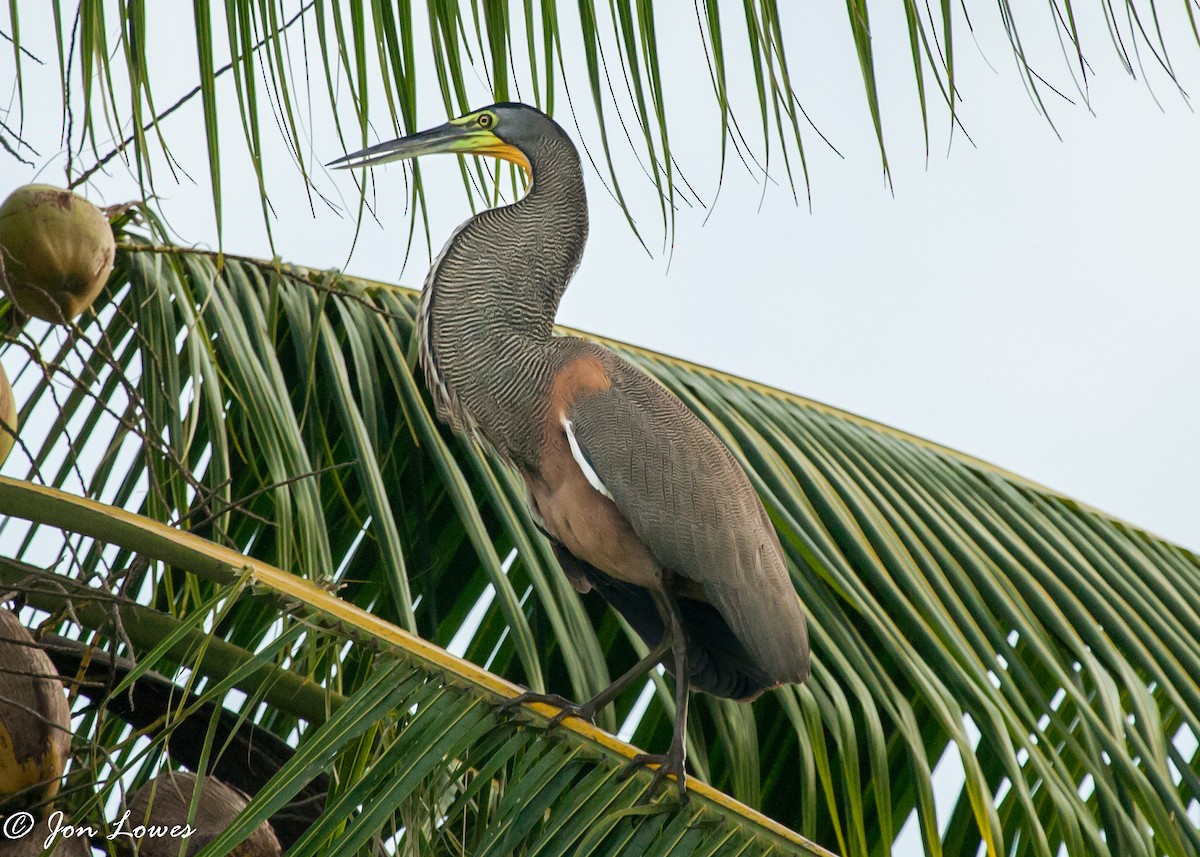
[
  {"left": 0, "top": 185, "right": 115, "bottom": 323},
  {"left": 0, "top": 611, "right": 70, "bottom": 812},
  {"left": 0, "top": 362, "right": 15, "bottom": 467}
]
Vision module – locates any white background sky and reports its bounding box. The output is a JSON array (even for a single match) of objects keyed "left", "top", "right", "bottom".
[
  {"left": 1, "top": 3, "right": 1196, "bottom": 553},
  {"left": 2, "top": 3, "right": 1198, "bottom": 849}
]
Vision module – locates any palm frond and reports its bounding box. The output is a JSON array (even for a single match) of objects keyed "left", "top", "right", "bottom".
[
  {"left": 0, "top": 476, "right": 832, "bottom": 857},
  {"left": 3, "top": 1, "right": 1195, "bottom": 241},
  {"left": 1, "top": 233, "right": 1197, "bottom": 854}
]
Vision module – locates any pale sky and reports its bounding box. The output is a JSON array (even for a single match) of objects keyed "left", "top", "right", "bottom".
[{"left": 2, "top": 0, "right": 1197, "bottom": 563}]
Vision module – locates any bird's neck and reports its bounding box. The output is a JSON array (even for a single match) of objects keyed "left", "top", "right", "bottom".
[{"left": 418, "top": 133, "right": 588, "bottom": 465}]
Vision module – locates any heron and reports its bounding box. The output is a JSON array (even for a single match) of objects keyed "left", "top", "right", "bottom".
[{"left": 331, "top": 103, "right": 810, "bottom": 800}]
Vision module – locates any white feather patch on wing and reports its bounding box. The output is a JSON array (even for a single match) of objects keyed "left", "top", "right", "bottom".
[{"left": 561, "top": 417, "right": 613, "bottom": 499}]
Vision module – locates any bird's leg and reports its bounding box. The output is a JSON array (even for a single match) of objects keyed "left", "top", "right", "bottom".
[
  {"left": 499, "top": 636, "right": 671, "bottom": 729},
  {"left": 618, "top": 591, "right": 691, "bottom": 806},
  {"left": 545, "top": 637, "right": 671, "bottom": 728}
]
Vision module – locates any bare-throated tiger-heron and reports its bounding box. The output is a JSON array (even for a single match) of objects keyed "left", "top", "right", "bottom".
[{"left": 331, "top": 103, "right": 810, "bottom": 800}]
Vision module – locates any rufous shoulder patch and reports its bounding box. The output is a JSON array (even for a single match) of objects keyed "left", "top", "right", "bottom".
[{"left": 549, "top": 356, "right": 611, "bottom": 412}]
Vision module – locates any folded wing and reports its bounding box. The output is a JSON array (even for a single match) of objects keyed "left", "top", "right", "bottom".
[{"left": 565, "top": 345, "right": 810, "bottom": 690}]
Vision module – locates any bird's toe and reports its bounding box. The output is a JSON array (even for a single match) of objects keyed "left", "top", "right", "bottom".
[
  {"left": 498, "top": 690, "right": 577, "bottom": 717},
  {"left": 619, "top": 751, "right": 689, "bottom": 806}
]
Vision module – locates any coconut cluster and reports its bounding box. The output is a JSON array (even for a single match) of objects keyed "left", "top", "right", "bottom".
[
  {"left": 0, "top": 185, "right": 115, "bottom": 324},
  {"left": 0, "top": 612, "right": 283, "bottom": 856}
]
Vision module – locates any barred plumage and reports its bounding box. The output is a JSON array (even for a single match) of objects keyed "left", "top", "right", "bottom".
[{"left": 334, "top": 102, "right": 809, "bottom": 800}]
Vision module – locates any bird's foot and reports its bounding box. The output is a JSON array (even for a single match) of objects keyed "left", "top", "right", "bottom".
[
  {"left": 617, "top": 747, "right": 689, "bottom": 807},
  {"left": 498, "top": 691, "right": 597, "bottom": 730},
  {"left": 544, "top": 698, "right": 602, "bottom": 730},
  {"left": 498, "top": 690, "right": 576, "bottom": 714}
]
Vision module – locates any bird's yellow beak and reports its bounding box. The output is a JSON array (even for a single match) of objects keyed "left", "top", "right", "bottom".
[{"left": 329, "top": 120, "right": 531, "bottom": 178}]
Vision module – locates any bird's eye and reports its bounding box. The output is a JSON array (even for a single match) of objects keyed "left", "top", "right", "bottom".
[{"left": 477, "top": 113, "right": 494, "bottom": 128}]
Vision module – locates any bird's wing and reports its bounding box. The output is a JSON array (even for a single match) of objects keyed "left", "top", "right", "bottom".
[{"left": 565, "top": 347, "right": 810, "bottom": 686}]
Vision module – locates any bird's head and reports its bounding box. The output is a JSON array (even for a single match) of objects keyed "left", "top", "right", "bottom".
[{"left": 329, "top": 103, "right": 558, "bottom": 179}]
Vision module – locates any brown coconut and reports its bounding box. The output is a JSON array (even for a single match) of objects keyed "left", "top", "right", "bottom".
[
  {"left": 0, "top": 611, "right": 70, "bottom": 812},
  {"left": 122, "top": 770, "right": 281, "bottom": 857},
  {"left": 0, "top": 815, "right": 92, "bottom": 856},
  {"left": 0, "top": 185, "right": 115, "bottom": 323},
  {"left": 0, "top": 362, "right": 15, "bottom": 467}
]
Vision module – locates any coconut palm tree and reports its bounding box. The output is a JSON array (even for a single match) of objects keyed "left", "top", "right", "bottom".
[{"left": 0, "top": 3, "right": 1197, "bottom": 856}]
